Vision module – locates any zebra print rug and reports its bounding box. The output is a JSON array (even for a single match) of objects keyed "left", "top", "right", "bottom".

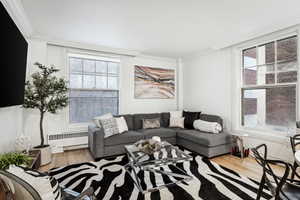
[{"left": 49, "top": 148, "right": 272, "bottom": 200}]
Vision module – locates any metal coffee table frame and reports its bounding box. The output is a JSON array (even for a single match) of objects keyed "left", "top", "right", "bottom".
[{"left": 124, "top": 141, "right": 193, "bottom": 194}]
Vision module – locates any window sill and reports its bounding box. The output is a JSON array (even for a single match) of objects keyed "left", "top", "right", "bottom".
[
  {"left": 231, "top": 127, "right": 290, "bottom": 144},
  {"left": 67, "top": 123, "right": 90, "bottom": 133}
]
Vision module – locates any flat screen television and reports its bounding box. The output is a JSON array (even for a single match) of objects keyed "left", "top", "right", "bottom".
[{"left": 0, "top": 2, "right": 28, "bottom": 107}]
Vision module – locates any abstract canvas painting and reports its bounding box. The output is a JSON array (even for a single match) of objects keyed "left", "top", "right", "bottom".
[{"left": 134, "top": 65, "right": 175, "bottom": 99}]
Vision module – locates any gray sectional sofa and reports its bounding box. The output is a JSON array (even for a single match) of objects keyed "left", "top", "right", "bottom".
[{"left": 88, "top": 112, "right": 232, "bottom": 159}]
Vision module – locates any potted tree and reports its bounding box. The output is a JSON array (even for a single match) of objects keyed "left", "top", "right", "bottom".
[{"left": 23, "top": 62, "right": 68, "bottom": 165}]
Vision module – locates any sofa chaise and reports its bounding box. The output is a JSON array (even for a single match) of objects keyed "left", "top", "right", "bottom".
[{"left": 88, "top": 112, "right": 232, "bottom": 159}]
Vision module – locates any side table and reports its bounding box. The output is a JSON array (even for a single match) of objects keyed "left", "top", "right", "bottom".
[{"left": 231, "top": 133, "right": 249, "bottom": 159}]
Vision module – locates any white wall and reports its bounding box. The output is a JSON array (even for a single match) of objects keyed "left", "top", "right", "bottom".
[
  {"left": 182, "top": 46, "right": 294, "bottom": 162},
  {"left": 183, "top": 49, "right": 232, "bottom": 130},
  {"left": 24, "top": 40, "right": 180, "bottom": 147},
  {"left": 0, "top": 106, "right": 23, "bottom": 153}
]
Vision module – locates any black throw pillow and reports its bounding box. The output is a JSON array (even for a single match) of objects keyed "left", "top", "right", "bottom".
[{"left": 183, "top": 111, "right": 201, "bottom": 129}]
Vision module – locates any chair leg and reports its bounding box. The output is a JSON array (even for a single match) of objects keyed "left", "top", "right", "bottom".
[
  {"left": 290, "top": 162, "right": 298, "bottom": 182},
  {"left": 256, "top": 175, "right": 265, "bottom": 200}
]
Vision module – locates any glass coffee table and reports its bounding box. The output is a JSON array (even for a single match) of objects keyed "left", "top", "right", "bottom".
[{"left": 124, "top": 141, "right": 193, "bottom": 193}]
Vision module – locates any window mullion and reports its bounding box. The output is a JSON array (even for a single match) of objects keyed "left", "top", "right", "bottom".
[
  {"left": 81, "top": 59, "right": 84, "bottom": 88},
  {"left": 275, "top": 40, "right": 278, "bottom": 84},
  {"left": 256, "top": 46, "right": 259, "bottom": 85},
  {"left": 106, "top": 63, "right": 109, "bottom": 89}
]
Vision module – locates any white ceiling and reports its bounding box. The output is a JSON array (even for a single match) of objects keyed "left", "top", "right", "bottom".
[{"left": 22, "top": 0, "right": 300, "bottom": 58}]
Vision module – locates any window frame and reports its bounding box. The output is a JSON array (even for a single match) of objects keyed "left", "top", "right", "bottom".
[
  {"left": 67, "top": 52, "right": 121, "bottom": 126},
  {"left": 234, "top": 30, "right": 300, "bottom": 136}
]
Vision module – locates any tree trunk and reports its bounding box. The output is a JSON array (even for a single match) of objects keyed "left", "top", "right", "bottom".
[{"left": 40, "top": 111, "right": 45, "bottom": 147}]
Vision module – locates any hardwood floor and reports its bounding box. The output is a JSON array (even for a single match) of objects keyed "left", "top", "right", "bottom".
[
  {"left": 39, "top": 148, "right": 284, "bottom": 181},
  {"left": 39, "top": 149, "right": 93, "bottom": 172}
]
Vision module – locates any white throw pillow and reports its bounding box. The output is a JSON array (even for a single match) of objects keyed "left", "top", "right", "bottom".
[
  {"left": 193, "top": 119, "right": 222, "bottom": 134},
  {"left": 169, "top": 117, "right": 185, "bottom": 128},
  {"left": 93, "top": 113, "right": 113, "bottom": 127},
  {"left": 115, "top": 117, "right": 129, "bottom": 133},
  {"left": 170, "top": 111, "right": 182, "bottom": 118}
]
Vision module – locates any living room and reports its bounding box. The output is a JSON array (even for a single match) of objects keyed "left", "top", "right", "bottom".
[{"left": 1, "top": 0, "right": 300, "bottom": 199}]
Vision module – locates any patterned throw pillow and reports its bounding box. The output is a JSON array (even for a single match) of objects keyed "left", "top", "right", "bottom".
[
  {"left": 169, "top": 117, "right": 185, "bottom": 128},
  {"left": 143, "top": 118, "right": 161, "bottom": 129},
  {"left": 100, "top": 118, "right": 119, "bottom": 138},
  {"left": 93, "top": 113, "right": 113, "bottom": 128},
  {"left": 7, "top": 165, "right": 61, "bottom": 200}
]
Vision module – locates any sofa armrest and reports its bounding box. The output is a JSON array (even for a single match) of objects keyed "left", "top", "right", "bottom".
[{"left": 88, "top": 124, "right": 104, "bottom": 159}]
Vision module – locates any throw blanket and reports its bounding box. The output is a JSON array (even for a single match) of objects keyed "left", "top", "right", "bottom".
[{"left": 193, "top": 119, "right": 222, "bottom": 133}]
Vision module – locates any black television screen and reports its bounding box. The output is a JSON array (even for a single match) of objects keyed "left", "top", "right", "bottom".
[{"left": 0, "top": 2, "right": 28, "bottom": 107}]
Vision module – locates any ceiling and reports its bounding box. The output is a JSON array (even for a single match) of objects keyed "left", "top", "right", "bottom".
[{"left": 22, "top": 0, "right": 300, "bottom": 58}]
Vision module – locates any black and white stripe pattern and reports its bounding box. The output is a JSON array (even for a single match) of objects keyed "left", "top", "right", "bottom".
[{"left": 49, "top": 148, "right": 272, "bottom": 200}]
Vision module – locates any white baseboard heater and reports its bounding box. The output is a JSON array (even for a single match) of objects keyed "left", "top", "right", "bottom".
[{"left": 48, "top": 131, "right": 88, "bottom": 153}]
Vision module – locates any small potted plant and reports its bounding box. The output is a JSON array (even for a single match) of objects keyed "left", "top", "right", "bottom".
[
  {"left": 0, "top": 152, "right": 31, "bottom": 170},
  {"left": 23, "top": 63, "right": 68, "bottom": 166}
]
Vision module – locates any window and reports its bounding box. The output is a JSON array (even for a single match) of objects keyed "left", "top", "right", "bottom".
[
  {"left": 69, "top": 54, "right": 119, "bottom": 123},
  {"left": 241, "top": 35, "right": 298, "bottom": 132}
]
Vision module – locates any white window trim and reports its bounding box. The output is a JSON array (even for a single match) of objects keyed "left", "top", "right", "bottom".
[
  {"left": 231, "top": 26, "right": 300, "bottom": 139},
  {"left": 66, "top": 49, "right": 121, "bottom": 129}
]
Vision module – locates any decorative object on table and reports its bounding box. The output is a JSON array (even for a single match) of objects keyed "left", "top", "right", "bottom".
[
  {"left": 134, "top": 65, "right": 175, "bottom": 99},
  {"left": 231, "top": 133, "right": 249, "bottom": 159},
  {"left": 151, "top": 136, "right": 161, "bottom": 143},
  {"left": 15, "top": 133, "right": 31, "bottom": 153},
  {"left": 231, "top": 146, "right": 249, "bottom": 158},
  {"left": 134, "top": 139, "right": 162, "bottom": 154},
  {"left": 23, "top": 62, "right": 69, "bottom": 166},
  {"left": 0, "top": 152, "right": 31, "bottom": 170}
]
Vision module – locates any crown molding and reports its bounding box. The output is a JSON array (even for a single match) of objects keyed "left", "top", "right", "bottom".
[
  {"left": 137, "top": 54, "right": 178, "bottom": 63},
  {"left": 1, "top": 0, "right": 33, "bottom": 38},
  {"left": 213, "top": 21, "right": 300, "bottom": 50},
  {"left": 31, "top": 35, "right": 140, "bottom": 57}
]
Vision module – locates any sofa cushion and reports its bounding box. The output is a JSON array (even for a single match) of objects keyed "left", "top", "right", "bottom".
[
  {"left": 161, "top": 112, "right": 170, "bottom": 127},
  {"left": 133, "top": 113, "right": 162, "bottom": 130},
  {"left": 143, "top": 118, "right": 161, "bottom": 129},
  {"left": 183, "top": 110, "right": 201, "bottom": 129},
  {"left": 176, "top": 129, "right": 231, "bottom": 147},
  {"left": 140, "top": 128, "right": 176, "bottom": 138},
  {"left": 104, "top": 131, "right": 143, "bottom": 146},
  {"left": 115, "top": 114, "right": 134, "bottom": 130}
]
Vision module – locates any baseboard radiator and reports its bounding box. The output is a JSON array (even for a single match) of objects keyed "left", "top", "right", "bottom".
[{"left": 48, "top": 131, "right": 88, "bottom": 153}]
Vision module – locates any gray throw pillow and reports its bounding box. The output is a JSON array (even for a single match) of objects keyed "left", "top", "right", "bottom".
[
  {"left": 143, "top": 118, "right": 160, "bottom": 129},
  {"left": 100, "top": 118, "right": 119, "bottom": 138}
]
